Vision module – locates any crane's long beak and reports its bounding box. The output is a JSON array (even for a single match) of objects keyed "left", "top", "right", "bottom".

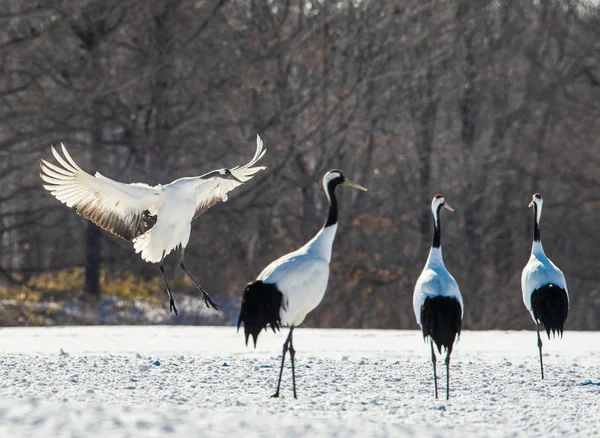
[
  {"left": 443, "top": 203, "right": 454, "bottom": 212},
  {"left": 528, "top": 200, "right": 534, "bottom": 208},
  {"left": 343, "top": 179, "right": 367, "bottom": 191}
]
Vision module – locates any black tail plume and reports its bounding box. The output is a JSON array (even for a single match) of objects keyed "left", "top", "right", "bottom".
[
  {"left": 237, "top": 281, "right": 283, "bottom": 347},
  {"left": 531, "top": 284, "right": 569, "bottom": 339},
  {"left": 420, "top": 296, "right": 462, "bottom": 354}
]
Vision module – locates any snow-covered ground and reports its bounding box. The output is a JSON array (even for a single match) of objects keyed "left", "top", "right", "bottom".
[{"left": 0, "top": 327, "right": 599, "bottom": 437}]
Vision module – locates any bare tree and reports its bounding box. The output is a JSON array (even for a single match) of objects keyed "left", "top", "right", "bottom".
[{"left": 0, "top": 0, "right": 598, "bottom": 328}]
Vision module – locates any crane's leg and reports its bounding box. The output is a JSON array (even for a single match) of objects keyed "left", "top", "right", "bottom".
[
  {"left": 272, "top": 327, "right": 293, "bottom": 398},
  {"left": 159, "top": 252, "right": 178, "bottom": 315},
  {"left": 445, "top": 349, "right": 452, "bottom": 400},
  {"left": 289, "top": 327, "right": 297, "bottom": 399},
  {"left": 179, "top": 251, "right": 218, "bottom": 310},
  {"left": 537, "top": 323, "right": 544, "bottom": 380},
  {"left": 430, "top": 339, "right": 438, "bottom": 399}
]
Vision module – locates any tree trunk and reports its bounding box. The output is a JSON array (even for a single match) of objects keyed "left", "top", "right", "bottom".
[
  {"left": 85, "top": 98, "right": 103, "bottom": 298},
  {"left": 85, "top": 223, "right": 101, "bottom": 298}
]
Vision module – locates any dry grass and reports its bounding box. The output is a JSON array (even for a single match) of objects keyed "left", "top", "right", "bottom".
[
  {"left": 0, "top": 268, "right": 168, "bottom": 304},
  {"left": 0, "top": 269, "right": 178, "bottom": 326}
]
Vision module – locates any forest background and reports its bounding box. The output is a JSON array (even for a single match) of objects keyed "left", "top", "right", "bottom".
[{"left": 0, "top": 0, "right": 598, "bottom": 329}]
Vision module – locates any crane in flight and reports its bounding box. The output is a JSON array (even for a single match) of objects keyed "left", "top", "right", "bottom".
[{"left": 41, "top": 136, "right": 266, "bottom": 314}]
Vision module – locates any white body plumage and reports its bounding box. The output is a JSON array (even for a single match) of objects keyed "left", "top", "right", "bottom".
[
  {"left": 413, "top": 247, "right": 464, "bottom": 325},
  {"left": 132, "top": 179, "right": 198, "bottom": 262},
  {"left": 257, "top": 224, "right": 337, "bottom": 326}
]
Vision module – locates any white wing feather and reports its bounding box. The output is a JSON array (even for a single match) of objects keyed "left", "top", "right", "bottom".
[
  {"left": 40, "top": 144, "right": 162, "bottom": 240},
  {"left": 193, "top": 135, "right": 266, "bottom": 219}
]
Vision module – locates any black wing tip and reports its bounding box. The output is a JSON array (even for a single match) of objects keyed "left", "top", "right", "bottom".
[
  {"left": 237, "top": 314, "right": 257, "bottom": 348},
  {"left": 545, "top": 327, "right": 564, "bottom": 339},
  {"left": 240, "top": 326, "right": 263, "bottom": 349},
  {"left": 420, "top": 296, "right": 462, "bottom": 353},
  {"left": 237, "top": 281, "right": 283, "bottom": 348},
  {"left": 531, "top": 284, "right": 569, "bottom": 339}
]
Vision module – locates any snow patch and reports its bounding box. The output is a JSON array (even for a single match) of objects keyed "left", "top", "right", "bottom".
[{"left": 0, "top": 327, "right": 599, "bottom": 437}]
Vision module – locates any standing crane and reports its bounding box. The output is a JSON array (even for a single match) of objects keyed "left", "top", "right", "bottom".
[
  {"left": 521, "top": 193, "right": 569, "bottom": 379},
  {"left": 40, "top": 136, "right": 267, "bottom": 314},
  {"left": 237, "top": 169, "right": 367, "bottom": 399},
  {"left": 413, "top": 194, "right": 463, "bottom": 400}
]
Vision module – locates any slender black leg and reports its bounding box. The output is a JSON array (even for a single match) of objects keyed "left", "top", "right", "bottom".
[
  {"left": 536, "top": 323, "right": 544, "bottom": 380},
  {"left": 289, "top": 327, "right": 297, "bottom": 399},
  {"left": 178, "top": 251, "right": 218, "bottom": 310},
  {"left": 159, "top": 252, "right": 178, "bottom": 315},
  {"left": 430, "top": 339, "right": 438, "bottom": 399},
  {"left": 445, "top": 350, "right": 452, "bottom": 400},
  {"left": 272, "top": 328, "right": 293, "bottom": 398}
]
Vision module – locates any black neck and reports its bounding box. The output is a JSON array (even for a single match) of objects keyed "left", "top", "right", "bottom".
[
  {"left": 432, "top": 206, "right": 441, "bottom": 248},
  {"left": 533, "top": 204, "right": 540, "bottom": 242},
  {"left": 324, "top": 180, "right": 339, "bottom": 228}
]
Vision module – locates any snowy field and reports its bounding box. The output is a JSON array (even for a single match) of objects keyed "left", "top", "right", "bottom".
[{"left": 0, "top": 327, "right": 599, "bottom": 437}]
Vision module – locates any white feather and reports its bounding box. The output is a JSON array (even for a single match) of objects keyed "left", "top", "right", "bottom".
[
  {"left": 521, "top": 241, "right": 569, "bottom": 320},
  {"left": 258, "top": 225, "right": 338, "bottom": 327},
  {"left": 41, "top": 137, "right": 267, "bottom": 263},
  {"left": 413, "top": 247, "right": 464, "bottom": 325}
]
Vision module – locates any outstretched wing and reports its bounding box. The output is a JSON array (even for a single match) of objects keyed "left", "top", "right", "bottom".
[
  {"left": 40, "top": 144, "right": 163, "bottom": 241},
  {"left": 193, "top": 135, "right": 267, "bottom": 220}
]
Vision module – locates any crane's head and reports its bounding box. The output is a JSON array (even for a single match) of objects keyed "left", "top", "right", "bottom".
[
  {"left": 431, "top": 193, "right": 454, "bottom": 215},
  {"left": 528, "top": 192, "right": 543, "bottom": 208},
  {"left": 323, "top": 169, "right": 367, "bottom": 192},
  {"left": 528, "top": 193, "right": 543, "bottom": 222},
  {"left": 218, "top": 168, "right": 243, "bottom": 183}
]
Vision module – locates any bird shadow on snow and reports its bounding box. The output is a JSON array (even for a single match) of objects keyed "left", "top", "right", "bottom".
[{"left": 578, "top": 380, "right": 600, "bottom": 387}]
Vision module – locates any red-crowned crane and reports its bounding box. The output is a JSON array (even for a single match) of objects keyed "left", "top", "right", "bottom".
[
  {"left": 521, "top": 193, "right": 569, "bottom": 379},
  {"left": 413, "top": 194, "right": 463, "bottom": 400},
  {"left": 237, "top": 169, "right": 367, "bottom": 399},
  {"left": 40, "top": 136, "right": 266, "bottom": 314}
]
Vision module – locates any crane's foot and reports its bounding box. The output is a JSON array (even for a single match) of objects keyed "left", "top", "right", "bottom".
[
  {"left": 271, "top": 392, "right": 280, "bottom": 398},
  {"left": 203, "top": 292, "right": 219, "bottom": 310},
  {"left": 169, "top": 298, "right": 179, "bottom": 315}
]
